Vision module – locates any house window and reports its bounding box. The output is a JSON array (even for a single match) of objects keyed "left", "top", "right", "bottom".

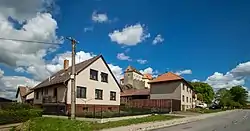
[
  {"left": 186, "top": 86, "right": 188, "bottom": 92},
  {"left": 77, "top": 86, "right": 86, "bottom": 98},
  {"left": 182, "top": 95, "right": 184, "bottom": 102},
  {"left": 186, "top": 97, "right": 188, "bottom": 103},
  {"left": 53, "top": 88, "right": 57, "bottom": 97},
  {"left": 182, "top": 83, "right": 185, "bottom": 90},
  {"left": 36, "top": 91, "right": 39, "bottom": 99},
  {"left": 190, "top": 98, "right": 191, "bottom": 103},
  {"left": 110, "top": 91, "right": 116, "bottom": 101},
  {"left": 83, "top": 107, "right": 88, "bottom": 111},
  {"left": 95, "top": 89, "right": 103, "bottom": 100},
  {"left": 90, "top": 69, "right": 98, "bottom": 81},
  {"left": 101, "top": 72, "right": 108, "bottom": 83}
]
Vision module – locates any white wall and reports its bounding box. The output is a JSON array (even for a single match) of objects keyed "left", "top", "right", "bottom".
[
  {"left": 26, "top": 92, "right": 34, "bottom": 100},
  {"left": 67, "top": 57, "right": 120, "bottom": 106},
  {"left": 143, "top": 79, "right": 150, "bottom": 88},
  {"left": 17, "top": 93, "right": 22, "bottom": 103},
  {"left": 132, "top": 72, "right": 143, "bottom": 81},
  {"left": 181, "top": 82, "right": 193, "bottom": 110}
]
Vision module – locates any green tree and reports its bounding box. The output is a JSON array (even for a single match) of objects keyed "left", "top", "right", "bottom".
[
  {"left": 229, "top": 86, "right": 248, "bottom": 106},
  {"left": 215, "top": 88, "right": 233, "bottom": 108},
  {"left": 191, "top": 82, "right": 215, "bottom": 104}
]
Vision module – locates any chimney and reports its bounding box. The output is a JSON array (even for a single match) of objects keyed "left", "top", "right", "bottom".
[{"left": 64, "top": 59, "right": 69, "bottom": 70}]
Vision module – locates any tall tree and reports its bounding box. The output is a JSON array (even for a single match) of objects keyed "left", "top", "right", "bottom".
[
  {"left": 229, "top": 86, "right": 248, "bottom": 106},
  {"left": 191, "top": 82, "right": 215, "bottom": 104},
  {"left": 215, "top": 88, "right": 233, "bottom": 108}
]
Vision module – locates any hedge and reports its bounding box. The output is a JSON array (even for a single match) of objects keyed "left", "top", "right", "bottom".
[
  {"left": 0, "top": 103, "right": 43, "bottom": 125},
  {"left": 0, "top": 109, "right": 42, "bottom": 125}
]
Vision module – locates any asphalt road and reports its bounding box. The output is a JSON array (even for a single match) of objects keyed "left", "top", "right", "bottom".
[{"left": 152, "top": 110, "right": 250, "bottom": 131}]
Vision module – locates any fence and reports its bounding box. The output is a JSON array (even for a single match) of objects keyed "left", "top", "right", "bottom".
[{"left": 41, "top": 99, "right": 181, "bottom": 118}]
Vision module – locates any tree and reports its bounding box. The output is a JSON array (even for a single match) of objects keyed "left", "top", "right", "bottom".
[
  {"left": 229, "top": 86, "right": 248, "bottom": 106},
  {"left": 215, "top": 88, "right": 233, "bottom": 108},
  {"left": 191, "top": 82, "right": 215, "bottom": 104}
]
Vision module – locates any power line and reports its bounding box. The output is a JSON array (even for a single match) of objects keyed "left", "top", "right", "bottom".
[{"left": 0, "top": 37, "right": 63, "bottom": 45}]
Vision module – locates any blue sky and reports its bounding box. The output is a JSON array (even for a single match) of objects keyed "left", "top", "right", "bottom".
[{"left": 0, "top": 0, "right": 250, "bottom": 99}]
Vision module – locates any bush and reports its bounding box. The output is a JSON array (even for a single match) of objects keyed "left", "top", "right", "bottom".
[
  {"left": 0, "top": 109, "right": 42, "bottom": 125},
  {"left": 1, "top": 103, "right": 35, "bottom": 110}
]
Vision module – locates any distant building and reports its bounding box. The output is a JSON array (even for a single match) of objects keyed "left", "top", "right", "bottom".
[
  {"left": 16, "top": 86, "right": 34, "bottom": 103},
  {"left": 121, "top": 66, "right": 152, "bottom": 89}
]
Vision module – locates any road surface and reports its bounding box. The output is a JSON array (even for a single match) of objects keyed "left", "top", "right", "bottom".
[{"left": 152, "top": 110, "right": 250, "bottom": 131}]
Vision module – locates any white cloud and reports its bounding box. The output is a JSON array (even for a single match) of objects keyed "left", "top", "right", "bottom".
[
  {"left": 116, "top": 53, "right": 132, "bottom": 61},
  {"left": 109, "top": 24, "right": 150, "bottom": 46},
  {"left": 92, "top": 11, "right": 108, "bottom": 23},
  {"left": 108, "top": 64, "right": 123, "bottom": 80},
  {"left": 152, "top": 34, "right": 164, "bottom": 45},
  {"left": 191, "top": 79, "right": 200, "bottom": 82},
  {"left": 206, "top": 61, "right": 250, "bottom": 90},
  {"left": 140, "top": 67, "right": 158, "bottom": 77},
  {"left": 0, "top": 68, "right": 39, "bottom": 99},
  {"left": 84, "top": 27, "right": 94, "bottom": 32},
  {"left": 14, "top": 67, "right": 25, "bottom": 72},
  {"left": 175, "top": 69, "right": 192, "bottom": 75},
  {"left": 137, "top": 59, "right": 147, "bottom": 64}
]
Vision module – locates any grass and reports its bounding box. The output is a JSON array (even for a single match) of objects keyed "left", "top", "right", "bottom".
[
  {"left": 186, "top": 108, "right": 226, "bottom": 114},
  {"left": 13, "top": 115, "right": 181, "bottom": 131}
]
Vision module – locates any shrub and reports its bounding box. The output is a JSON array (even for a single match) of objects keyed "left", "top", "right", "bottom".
[
  {"left": 0, "top": 109, "right": 42, "bottom": 125},
  {"left": 1, "top": 103, "right": 35, "bottom": 110}
]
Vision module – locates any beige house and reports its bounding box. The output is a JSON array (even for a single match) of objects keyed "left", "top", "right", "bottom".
[
  {"left": 33, "top": 55, "right": 121, "bottom": 115},
  {"left": 16, "top": 86, "right": 34, "bottom": 103},
  {"left": 149, "top": 72, "right": 196, "bottom": 111}
]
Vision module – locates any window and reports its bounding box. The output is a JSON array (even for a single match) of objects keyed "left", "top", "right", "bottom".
[
  {"left": 90, "top": 69, "right": 98, "bottom": 81},
  {"left": 186, "top": 97, "right": 188, "bottom": 103},
  {"left": 190, "top": 98, "right": 191, "bottom": 103},
  {"left": 186, "top": 86, "right": 188, "bottom": 92},
  {"left": 83, "top": 107, "right": 88, "bottom": 111},
  {"left": 95, "top": 89, "right": 103, "bottom": 100},
  {"left": 36, "top": 91, "right": 39, "bottom": 99},
  {"left": 77, "top": 86, "right": 86, "bottom": 98},
  {"left": 110, "top": 91, "right": 116, "bottom": 101},
  {"left": 182, "top": 83, "right": 185, "bottom": 90},
  {"left": 44, "top": 88, "right": 48, "bottom": 95},
  {"left": 53, "top": 88, "right": 57, "bottom": 97},
  {"left": 182, "top": 95, "right": 184, "bottom": 102},
  {"left": 101, "top": 72, "right": 108, "bottom": 83}
]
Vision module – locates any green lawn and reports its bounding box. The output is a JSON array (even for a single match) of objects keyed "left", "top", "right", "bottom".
[
  {"left": 186, "top": 108, "right": 226, "bottom": 114},
  {"left": 13, "top": 115, "right": 181, "bottom": 131}
]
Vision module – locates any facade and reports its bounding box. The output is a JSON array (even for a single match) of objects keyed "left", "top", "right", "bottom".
[
  {"left": 16, "top": 86, "right": 33, "bottom": 103},
  {"left": 149, "top": 72, "right": 196, "bottom": 111},
  {"left": 121, "top": 66, "right": 152, "bottom": 89},
  {"left": 33, "top": 55, "right": 121, "bottom": 115}
]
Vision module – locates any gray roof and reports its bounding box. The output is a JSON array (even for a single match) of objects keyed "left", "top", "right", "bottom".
[{"left": 34, "top": 55, "right": 101, "bottom": 89}]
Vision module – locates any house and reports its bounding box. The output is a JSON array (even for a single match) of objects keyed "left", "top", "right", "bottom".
[
  {"left": 149, "top": 72, "right": 196, "bottom": 111},
  {"left": 121, "top": 66, "right": 152, "bottom": 89},
  {"left": 33, "top": 55, "right": 121, "bottom": 115},
  {"left": 16, "top": 86, "right": 31, "bottom": 103}
]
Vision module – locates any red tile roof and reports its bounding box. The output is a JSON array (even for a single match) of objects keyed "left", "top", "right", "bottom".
[
  {"left": 143, "top": 73, "right": 153, "bottom": 80},
  {"left": 149, "top": 72, "right": 183, "bottom": 83},
  {"left": 121, "top": 89, "right": 150, "bottom": 96}
]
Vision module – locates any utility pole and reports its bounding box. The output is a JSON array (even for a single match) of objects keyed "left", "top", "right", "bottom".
[{"left": 66, "top": 37, "right": 78, "bottom": 120}]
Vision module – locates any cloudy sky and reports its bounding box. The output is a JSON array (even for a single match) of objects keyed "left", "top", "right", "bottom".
[{"left": 0, "top": 0, "right": 250, "bottom": 100}]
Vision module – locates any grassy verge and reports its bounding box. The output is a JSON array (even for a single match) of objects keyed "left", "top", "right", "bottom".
[
  {"left": 13, "top": 115, "right": 181, "bottom": 131},
  {"left": 186, "top": 108, "right": 226, "bottom": 114}
]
